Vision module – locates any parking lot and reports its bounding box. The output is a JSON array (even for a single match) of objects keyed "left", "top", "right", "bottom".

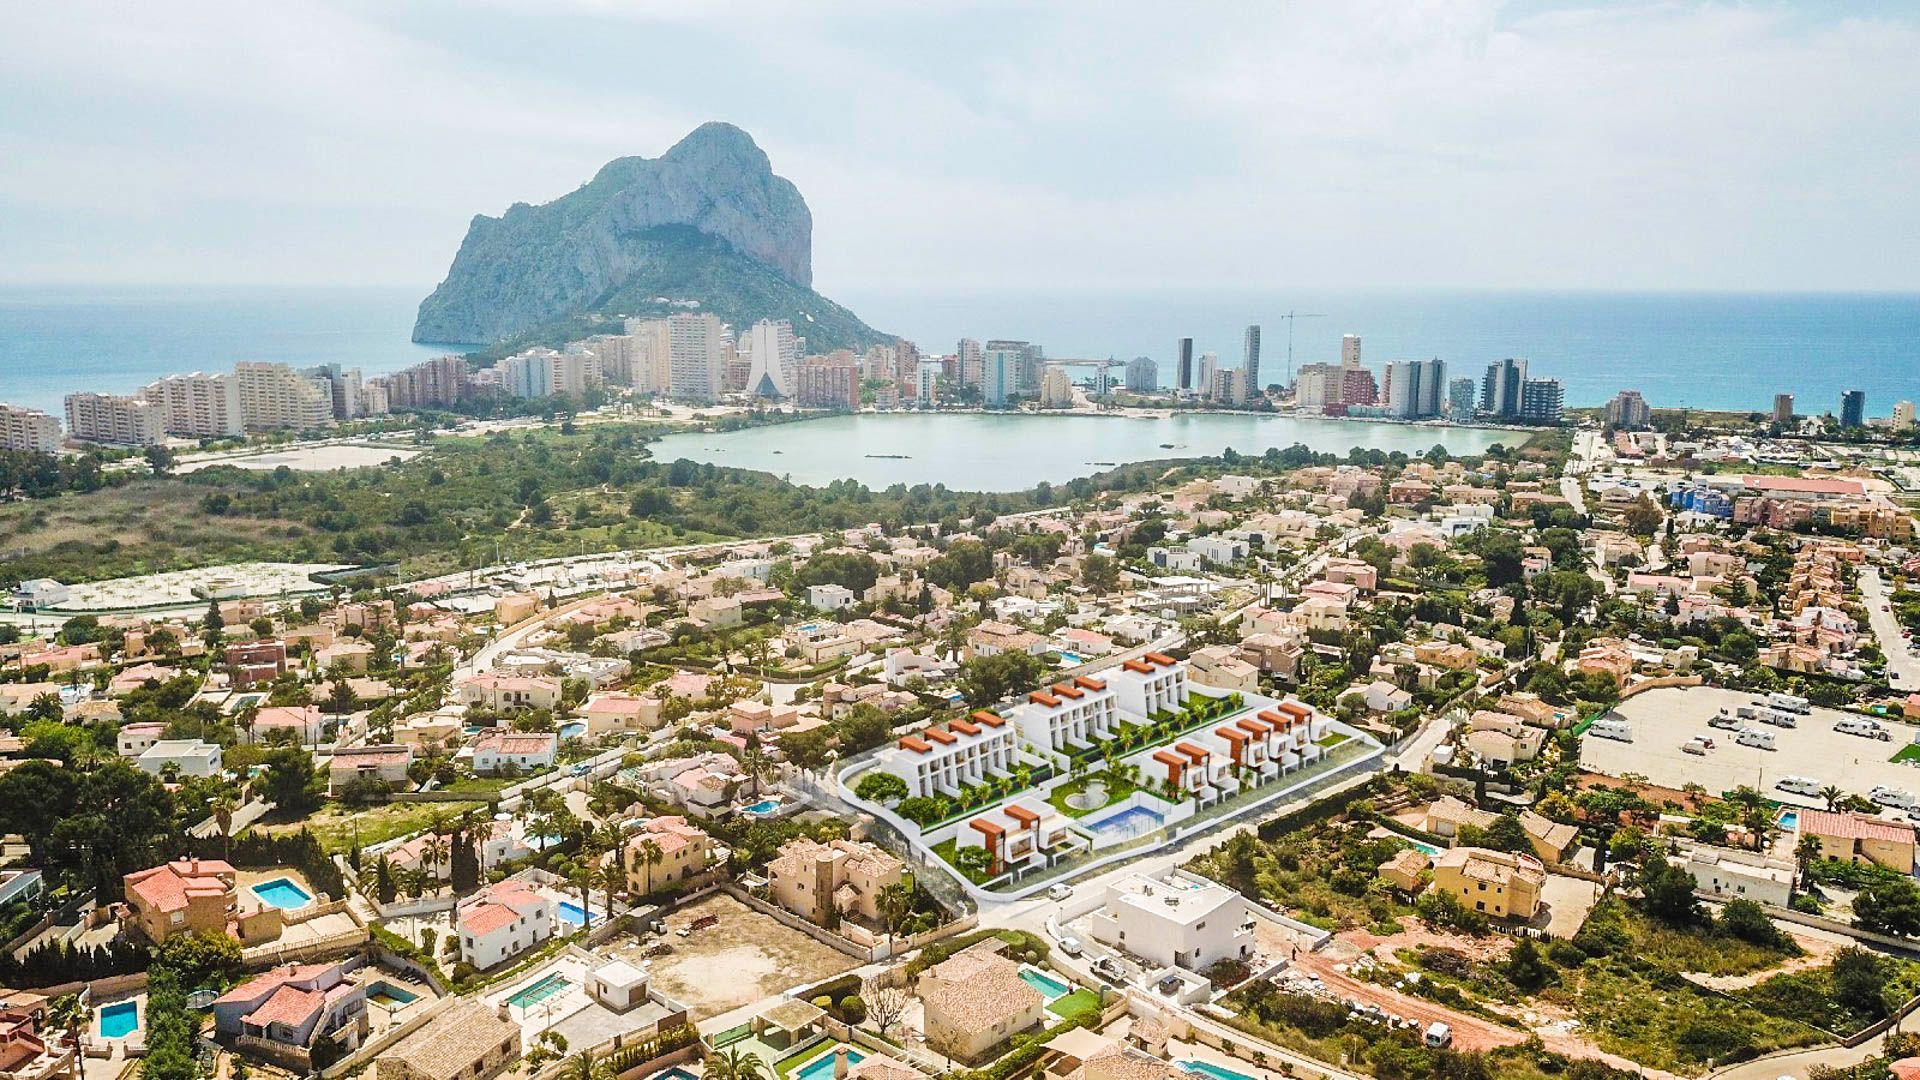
[{"left": 1584, "top": 686, "right": 1920, "bottom": 808}]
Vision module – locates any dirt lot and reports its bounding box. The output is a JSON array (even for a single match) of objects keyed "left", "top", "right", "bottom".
[
  {"left": 1583, "top": 685, "right": 1920, "bottom": 807},
  {"left": 609, "top": 892, "right": 858, "bottom": 1018}
]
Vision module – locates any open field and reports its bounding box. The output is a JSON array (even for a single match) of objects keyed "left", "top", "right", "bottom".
[
  {"left": 259, "top": 800, "right": 489, "bottom": 854},
  {"left": 606, "top": 892, "right": 858, "bottom": 1018},
  {"left": 0, "top": 479, "right": 312, "bottom": 586},
  {"left": 176, "top": 443, "right": 422, "bottom": 474},
  {"left": 1583, "top": 685, "right": 1920, "bottom": 807}
]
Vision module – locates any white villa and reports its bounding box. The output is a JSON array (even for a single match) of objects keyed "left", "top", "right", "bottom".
[
  {"left": 876, "top": 710, "right": 1021, "bottom": 798},
  {"left": 1011, "top": 676, "right": 1121, "bottom": 753},
  {"left": 1087, "top": 870, "right": 1255, "bottom": 973}
]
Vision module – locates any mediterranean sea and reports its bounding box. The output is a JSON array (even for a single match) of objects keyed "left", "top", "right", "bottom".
[{"left": 3, "top": 285, "right": 1917, "bottom": 420}]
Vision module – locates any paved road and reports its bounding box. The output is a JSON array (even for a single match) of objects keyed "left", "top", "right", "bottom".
[{"left": 1861, "top": 566, "right": 1919, "bottom": 689}]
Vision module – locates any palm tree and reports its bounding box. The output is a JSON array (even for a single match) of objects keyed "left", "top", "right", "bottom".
[
  {"left": 421, "top": 835, "right": 449, "bottom": 884},
  {"left": 46, "top": 993, "right": 86, "bottom": 1080},
  {"left": 1820, "top": 785, "right": 1843, "bottom": 811},
  {"left": 1793, "top": 833, "right": 1823, "bottom": 898},
  {"left": 566, "top": 1050, "right": 608, "bottom": 1080},
  {"left": 635, "top": 839, "right": 663, "bottom": 898},
  {"left": 211, "top": 795, "right": 237, "bottom": 862},
  {"left": 704, "top": 1048, "right": 770, "bottom": 1080},
  {"left": 569, "top": 865, "right": 593, "bottom": 929},
  {"left": 877, "top": 880, "right": 914, "bottom": 936},
  {"left": 741, "top": 747, "right": 771, "bottom": 798}
]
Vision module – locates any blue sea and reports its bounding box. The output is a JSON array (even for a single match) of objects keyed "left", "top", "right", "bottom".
[{"left": 1, "top": 285, "right": 1915, "bottom": 417}]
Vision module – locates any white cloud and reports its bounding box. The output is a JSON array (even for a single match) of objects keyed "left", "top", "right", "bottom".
[{"left": 0, "top": 0, "right": 1915, "bottom": 291}]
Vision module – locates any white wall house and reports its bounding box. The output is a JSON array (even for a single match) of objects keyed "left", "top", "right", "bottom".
[
  {"left": 455, "top": 879, "right": 553, "bottom": 970},
  {"left": 137, "top": 739, "right": 224, "bottom": 778},
  {"left": 808, "top": 584, "right": 856, "bottom": 611},
  {"left": 1010, "top": 676, "right": 1120, "bottom": 753},
  {"left": 1106, "top": 652, "right": 1189, "bottom": 718},
  {"left": 874, "top": 710, "right": 1020, "bottom": 798},
  {"left": 469, "top": 731, "right": 558, "bottom": 775},
  {"left": 1087, "top": 870, "right": 1255, "bottom": 972}
]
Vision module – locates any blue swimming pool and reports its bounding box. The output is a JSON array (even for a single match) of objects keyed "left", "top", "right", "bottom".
[
  {"left": 649, "top": 1069, "right": 698, "bottom": 1080},
  {"left": 792, "top": 1048, "right": 864, "bottom": 1080},
  {"left": 506, "top": 973, "right": 572, "bottom": 1009},
  {"left": 366, "top": 981, "right": 419, "bottom": 1008},
  {"left": 743, "top": 798, "right": 781, "bottom": 815},
  {"left": 251, "top": 877, "right": 314, "bottom": 909},
  {"left": 1177, "top": 1060, "right": 1257, "bottom": 1080},
  {"left": 99, "top": 1001, "right": 138, "bottom": 1039},
  {"left": 558, "top": 721, "right": 586, "bottom": 740},
  {"left": 556, "top": 901, "right": 595, "bottom": 926},
  {"left": 1082, "top": 804, "right": 1166, "bottom": 841},
  {"left": 1405, "top": 839, "right": 1443, "bottom": 857},
  {"left": 1019, "top": 966, "right": 1071, "bottom": 999},
  {"left": 1777, "top": 809, "right": 1800, "bottom": 830}
]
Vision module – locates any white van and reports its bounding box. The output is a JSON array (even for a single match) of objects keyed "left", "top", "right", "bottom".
[
  {"left": 1735, "top": 727, "right": 1777, "bottom": 750},
  {"left": 1775, "top": 776, "right": 1822, "bottom": 797},
  {"left": 1871, "top": 786, "right": 1916, "bottom": 810},
  {"left": 1769, "top": 693, "right": 1811, "bottom": 714},
  {"left": 1758, "top": 708, "right": 1798, "bottom": 729},
  {"left": 1424, "top": 1022, "right": 1453, "bottom": 1048},
  {"left": 1589, "top": 719, "right": 1633, "bottom": 742},
  {"left": 1837, "top": 717, "right": 1892, "bottom": 741}
]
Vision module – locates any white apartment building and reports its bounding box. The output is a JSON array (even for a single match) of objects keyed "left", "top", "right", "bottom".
[
  {"left": 1010, "top": 676, "right": 1120, "bottom": 753},
  {"left": 1107, "top": 652, "right": 1189, "bottom": 718},
  {"left": 1087, "top": 870, "right": 1255, "bottom": 972},
  {"left": 625, "top": 318, "right": 672, "bottom": 392},
  {"left": 143, "top": 372, "right": 244, "bottom": 438},
  {"left": 455, "top": 879, "right": 553, "bottom": 969},
  {"left": 0, "top": 404, "right": 62, "bottom": 453},
  {"left": 234, "top": 362, "right": 335, "bottom": 432},
  {"left": 668, "top": 312, "right": 728, "bottom": 402},
  {"left": 1187, "top": 535, "right": 1249, "bottom": 565},
  {"left": 64, "top": 392, "right": 166, "bottom": 446},
  {"left": 877, "top": 710, "right": 1020, "bottom": 798},
  {"left": 745, "top": 319, "right": 798, "bottom": 398}
]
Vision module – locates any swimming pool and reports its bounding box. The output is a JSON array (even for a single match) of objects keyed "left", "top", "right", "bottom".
[
  {"left": 649, "top": 1069, "right": 698, "bottom": 1080},
  {"left": 1018, "top": 966, "right": 1071, "bottom": 999},
  {"left": 1177, "top": 1060, "right": 1257, "bottom": 1080},
  {"left": 1777, "top": 809, "right": 1800, "bottom": 830},
  {"left": 507, "top": 973, "right": 573, "bottom": 1009},
  {"left": 556, "top": 901, "right": 595, "bottom": 926},
  {"left": 366, "top": 982, "right": 420, "bottom": 1009},
  {"left": 742, "top": 798, "right": 781, "bottom": 815},
  {"left": 558, "top": 721, "right": 586, "bottom": 740},
  {"left": 251, "top": 877, "right": 314, "bottom": 909},
  {"left": 1405, "top": 839, "right": 1443, "bottom": 857},
  {"left": 1081, "top": 804, "right": 1166, "bottom": 841},
  {"left": 791, "top": 1047, "right": 864, "bottom": 1080},
  {"left": 1058, "top": 651, "right": 1086, "bottom": 665},
  {"left": 99, "top": 1001, "right": 138, "bottom": 1039}
]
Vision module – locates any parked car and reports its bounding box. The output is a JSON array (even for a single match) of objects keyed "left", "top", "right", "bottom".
[
  {"left": 1057, "top": 935, "right": 1084, "bottom": 957},
  {"left": 1048, "top": 883, "right": 1074, "bottom": 902}
]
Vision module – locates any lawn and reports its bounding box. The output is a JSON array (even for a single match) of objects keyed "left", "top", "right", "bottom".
[
  {"left": 1047, "top": 988, "right": 1101, "bottom": 1021},
  {"left": 1891, "top": 743, "right": 1920, "bottom": 764},
  {"left": 1047, "top": 774, "right": 1138, "bottom": 818},
  {"left": 267, "top": 800, "right": 488, "bottom": 853},
  {"left": 1315, "top": 732, "right": 1352, "bottom": 749}
]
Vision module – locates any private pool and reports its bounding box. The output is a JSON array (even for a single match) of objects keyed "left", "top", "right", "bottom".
[
  {"left": 649, "top": 1070, "right": 698, "bottom": 1080},
  {"left": 556, "top": 901, "right": 595, "bottom": 927},
  {"left": 99, "top": 1001, "right": 138, "bottom": 1039},
  {"left": 251, "top": 877, "right": 314, "bottom": 910},
  {"left": 742, "top": 798, "right": 781, "bottom": 815},
  {"left": 558, "top": 721, "right": 587, "bottom": 740},
  {"left": 792, "top": 1047, "right": 864, "bottom": 1080},
  {"left": 1177, "top": 1061, "right": 1258, "bottom": 1080},
  {"left": 1018, "top": 966, "right": 1071, "bottom": 1000},
  {"left": 366, "top": 981, "right": 420, "bottom": 1009},
  {"left": 1777, "top": 809, "right": 1800, "bottom": 830},
  {"left": 506, "top": 972, "right": 573, "bottom": 1009}
]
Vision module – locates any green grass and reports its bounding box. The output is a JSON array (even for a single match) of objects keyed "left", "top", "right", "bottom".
[
  {"left": 1315, "top": 732, "right": 1352, "bottom": 749},
  {"left": 1891, "top": 743, "right": 1920, "bottom": 764},
  {"left": 1047, "top": 774, "right": 1138, "bottom": 818},
  {"left": 269, "top": 800, "right": 488, "bottom": 854},
  {"left": 1047, "top": 988, "right": 1101, "bottom": 1021}
]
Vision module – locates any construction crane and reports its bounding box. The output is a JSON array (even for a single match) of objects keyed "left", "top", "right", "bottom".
[{"left": 1274, "top": 310, "right": 1327, "bottom": 384}]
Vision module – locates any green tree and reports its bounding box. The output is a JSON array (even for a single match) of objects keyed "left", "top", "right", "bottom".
[
  {"left": 262, "top": 746, "right": 320, "bottom": 812},
  {"left": 1637, "top": 856, "right": 1703, "bottom": 925},
  {"left": 1855, "top": 876, "right": 1920, "bottom": 937},
  {"left": 957, "top": 650, "right": 1047, "bottom": 709},
  {"left": 854, "top": 771, "right": 909, "bottom": 805}
]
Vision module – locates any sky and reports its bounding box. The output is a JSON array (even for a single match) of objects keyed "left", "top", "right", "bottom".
[{"left": 2, "top": 1, "right": 1917, "bottom": 296}]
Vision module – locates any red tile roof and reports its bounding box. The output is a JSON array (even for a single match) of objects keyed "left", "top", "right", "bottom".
[{"left": 1801, "top": 809, "right": 1916, "bottom": 845}]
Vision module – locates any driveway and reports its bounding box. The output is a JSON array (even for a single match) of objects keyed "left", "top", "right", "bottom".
[{"left": 1862, "top": 567, "right": 1919, "bottom": 687}]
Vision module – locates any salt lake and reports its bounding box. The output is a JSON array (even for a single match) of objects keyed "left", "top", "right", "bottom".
[{"left": 643, "top": 412, "right": 1516, "bottom": 491}]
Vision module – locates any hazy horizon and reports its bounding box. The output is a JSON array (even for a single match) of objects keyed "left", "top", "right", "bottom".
[{"left": 4, "top": 2, "right": 1918, "bottom": 297}]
